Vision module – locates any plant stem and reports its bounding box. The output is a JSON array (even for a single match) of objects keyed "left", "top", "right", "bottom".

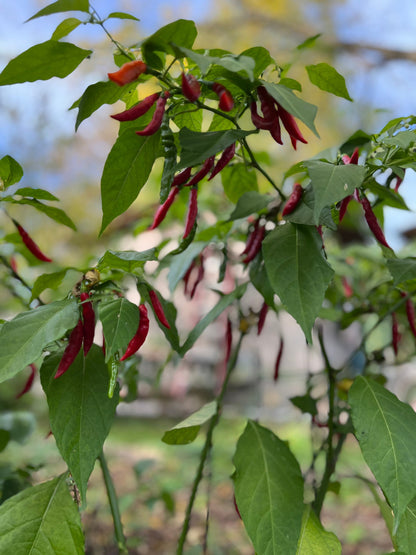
[
  {"left": 176, "top": 332, "right": 245, "bottom": 554},
  {"left": 98, "top": 450, "right": 127, "bottom": 554},
  {"left": 240, "top": 138, "right": 283, "bottom": 197},
  {"left": 312, "top": 327, "right": 340, "bottom": 517}
]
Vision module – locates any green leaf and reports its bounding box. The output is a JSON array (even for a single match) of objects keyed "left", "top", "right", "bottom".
[
  {"left": 179, "top": 283, "right": 247, "bottom": 356},
  {"left": 0, "top": 299, "right": 79, "bottom": 384},
  {"left": 306, "top": 63, "right": 352, "bottom": 101},
  {"left": 40, "top": 346, "right": 119, "bottom": 504},
  {"left": 162, "top": 400, "right": 217, "bottom": 445},
  {"left": 100, "top": 129, "right": 160, "bottom": 233},
  {"left": 221, "top": 164, "right": 258, "bottom": 203},
  {"left": 284, "top": 184, "right": 337, "bottom": 230},
  {"left": 12, "top": 198, "right": 76, "bottom": 229},
  {"left": 279, "top": 78, "right": 302, "bottom": 92},
  {"left": 51, "top": 17, "right": 82, "bottom": 40},
  {"left": 178, "top": 128, "right": 254, "bottom": 168},
  {"left": 0, "top": 41, "right": 92, "bottom": 86},
  {"left": 249, "top": 259, "right": 275, "bottom": 307},
  {"left": 296, "top": 505, "right": 341, "bottom": 554},
  {"left": 73, "top": 80, "right": 137, "bottom": 131},
  {"left": 0, "top": 156, "right": 23, "bottom": 189},
  {"left": 107, "top": 11, "right": 140, "bottom": 21},
  {"left": 387, "top": 258, "right": 416, "bottom": 286},
  {"left": 262, "top": 82, "right": 319, "bottom": 137},
  {"left": 215, "top": 54, "right": 255, "bottom": 81},
  {"left": 395, "top": 497, "right": 416, "bottom": 553},
  {"left": 240, "top": 46, "right": 274, "bottom": 78},
  {"left": 233, "top": 420, "right": 304, "bottom": 555},
  {"left": 382, "top": 130, "right": 416, "bottom": 149},
  {"left": 290, "top": 394, "right": 318, "bottom": 417},
  {"left": 296, "top": 34, "right": 322, "bottom": 50},
  {"left": 208, "top": 112, "right": 235, "bottom": 132},
  {"left": 141, "top": 20, "right": 197, "bottom": 70},
  {"left": 263, "top": 223, "right": 334, "bottom": 343},
  {"left": 349, "top": 376, "right": 416, "bottom": 533},
  {"left": 228, "top": 191, "right": 272, "bottom": 220},
  {"left": 14, "top": 187, "right": 59, "bottom": 201},
  {"left": 98, "top": 298, "right": 140, "bottom": 362},
  {"left": 172, "top": 106, "right": 203, "bottom": 132},
  {"left": 97, "top": 249, "right": 158, "bottom": 273},
  {"left": 304, "top": 161, "right": 366, "bottom": 224},
  {"left": 31, "top": 269, "right": 73, "bottom": 301},
  {"left": 27, "top": 0, "right": 89, "bottom": 21},
  {"left": 0, "top": 474, "right": 84, "bottom": 554}
]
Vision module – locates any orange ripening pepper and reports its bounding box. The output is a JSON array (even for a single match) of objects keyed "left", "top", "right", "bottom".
[{"left": 108, "top": 60, "right": 147, "bottom": 86}]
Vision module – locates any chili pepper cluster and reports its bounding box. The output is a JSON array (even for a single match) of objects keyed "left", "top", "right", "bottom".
[{"left": 250, "top": 86, "right": 307, "bottom": 149}]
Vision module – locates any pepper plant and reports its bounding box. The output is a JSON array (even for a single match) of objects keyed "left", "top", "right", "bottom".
[{"left": 1, "top": 2, "right": 416, "bottom": 554}]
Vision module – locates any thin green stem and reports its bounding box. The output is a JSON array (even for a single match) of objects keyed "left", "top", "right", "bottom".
[
  {"left": 98, "top": 450, "right": 127, "bottom": 554},
  {"left": 240, "top": 138, "right": 283, "bottom": 197},
  {"left": 0, "top": 254, "right": 44, "bottom": 306},
  {"left": 176, "top": 332, "right": 245, "bottom": 555},
  {"left": 89, "top": 5, "right": 134, "bottom": 61}
]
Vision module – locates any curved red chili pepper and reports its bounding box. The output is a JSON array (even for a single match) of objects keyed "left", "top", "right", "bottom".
[
  {"left": 242, "top": 224, "right": 265, "bottom": 264},
  {"left": 257, "top": 301, "right": 269, "bottom": 336},
  {"left": 16, "top": 364, "right": 36, "bottom": 399},
  {"left": 149, "top": 290, "right": 170, "bottom": 329},
  {"left": 80, "top": 292, "right": 95, "bottom": 356},
  {"left": 190, "top": 260, "right": 205, "bottom": 299},
  {"left": 212, "top": 82, "right": 234, "bottom": 111},
  {"left": 274, "top": 338, "right": 284, "bottom": 382},
  {"left": 183, "top": 187, "right": 198, "bottom": 239},
  {"left": 54, "top": 319, "right": 84, "bottom": 379},
  {"left": 282, "top": 183, "right": 303, "bottom": 217},
  {"left": 276, "top": 104, "right": 307, "bottom": 149},
  {"left": 108, "top": 60, "right": 147, "bottom": 86},
  {"left": 257, "top": 87, "right": 282, "bottom": 144},
  {"left": 225, "top": 317, "right": 232, "bottom": 364},
  {"left": 186, "top": 156, "right": 215, "bottom": 187},
  {"left": 394, "top": 176, "right": 403, "bottom": 193},
  {"left": 208, "top": 143, "right": 236, "bottom": 181},
  {"left": 136, "top": 91, "right": 170, "bottom": 136},
  {"left": 111, "top": 93, "right": 159, "bottom": 122},
  {"left": 250, "top": 101, "right": 275, "bottom": 131},
  {"left": 14, "top": 220, "right": 52, "bottom": 263},
  {"left": 341, "top": 276, "right": 353, "bottom": 298},
  {"left": 181, "top": 73, "right": 201, "bottom": 102},
  {"left": 403, "top": 294, "right": 416, "bottom": 339},
  {"left": 339, "top": 194, "right": 353, "bottom": 222},
  {"left": 149, "top": 185, "right": 180, "bottom": 229},
  {"left": 241, "top": 219, "right": 260, "bottom": 256},
  {"left": 120, "top": 304, "right": 150, "bottom": 361},
  {"left": 359, "top": 194, "right": 391, "bottom": 249},
  {"left": 171, "top": 167, "right": 192, "bottom": 188}
]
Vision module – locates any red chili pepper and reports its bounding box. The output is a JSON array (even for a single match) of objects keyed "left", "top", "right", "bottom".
[
  {"left": 120, "top": 304, "right": 150, "bottom": 361},
  {"left": 257, "top": 87, "right": 282, "bottom": 144},
  {"left": 392, "top": 312, "right": 400, "bottom": 355},
  {"left": 339, "top": 195, "right": 353, "bottom": 222},
  {"left": 208, "top": 143, "right": 236, "bottom": 181},
  {"left": 402, "top": 294, "right": 416, "bottom": 339},
  {"left": 10, "top": 256, "right": 17, "bottom": 273},
  {"left": 181, "top": 73, "right": 201, "bottom": 102},
  {"left": 276, "top": 104, "right": 307, "bottom": 149},
  {"left": 186, "top": 156, "right": 215, "bottom": 187},
  {"left": 212, "top": 82, "right": 234, "bottom": 111},
  {"left": 54, "top": 319, "right": 84, "bottom": 379},
  {"left": 341, "top": 276, "right": 353, "bottom": 298},
  {"left": 108, "top": 60, "right": 147, "bottom": 86},
  {"left": 149, "top": 290, "right": 170, "bottom": 329},
  {"left": 189, "top": 255, "right": 205, "bottom": 299},
  {"left": 172, "top": 167, "right": 192, "bottom": 188},
  {"left": 183, "top": 187, "right": 198, "bottom": 239},
  {"left": 149, "top": 185, "right": 180, "bottom": 229},
  {"left": 342, "top": 147, "right": 359, "bottom": 165},
  {"left": 282, "top": 183, "right": 303, "bottom": 217},
  {"left": 111, "top": 93, "right": 159, "bottom": 122},
  {"left": 80, "top": 292, "right": 95, "bottom": 356},
  {"left": 242, "top": 224, "right": 265, "bottom": 264},
  {"left": 274, "top": 338, "right": 284, "bottom": 381},
  {"left": 16, "top": 364, "right": 36, "bottom": 399},
  {"left": 136, "top": 91, "right": 170, "bottom": 136},
  {"left": 183, "top": 260, "right": 195, "bottom": 298},
  {"left": 233, "top": 494, "right": 242, "bottom": 520},
  {"left": 241, "top": 219, "right": 260, "bottom": 256},
  {"left": 14, "top": 220, "right": 52, "bottom": 263},
  {"left": 359, "top": 195, "right": 391, "bottom": 249},
  {"left": 394, "top": 176, "right": 403, "bottom": 193},
  {"left": 250, "top": 101, "right": 275, "bottom": 130},
  {"left": 257, "top": 302, "right": 269, "bottom": 336}
]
